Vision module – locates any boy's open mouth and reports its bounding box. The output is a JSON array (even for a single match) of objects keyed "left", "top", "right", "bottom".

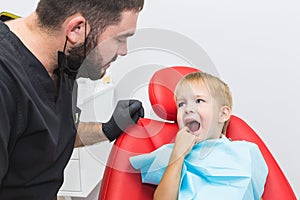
[{"left": 185, "top": 120, "right": 201, "bottom": 132}]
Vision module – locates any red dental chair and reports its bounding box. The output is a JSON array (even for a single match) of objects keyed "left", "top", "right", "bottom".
[{"left": 99, "top": 66, "right": 297, "bottom": 200}]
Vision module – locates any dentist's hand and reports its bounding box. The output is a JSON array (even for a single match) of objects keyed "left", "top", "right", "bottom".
[{"left": 102, "top": 99, "right": 144, "bottom": 141}]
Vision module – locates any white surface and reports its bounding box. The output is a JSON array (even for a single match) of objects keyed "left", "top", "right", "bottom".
[
  {"left": 60, "top": 160, "right": 81, "bottom": 192},
  {"left": 77, "top": 78, "right": 115, "bottom": 122},
  {"left": 1, "top": 0, "right": 37, "bottom": 17},
  {"left": 1, "top": 0, "right": 299, "bottom": 198},
  {"left": 58, "top": 142, "right": 112, "bottom": 198},
  {"left": 57, "top": 80, "right": 114, "bottom": 198}
]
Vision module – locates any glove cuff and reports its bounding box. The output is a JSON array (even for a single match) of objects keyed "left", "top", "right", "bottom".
[{"left": 102, "top": 122, "right": 116, "bottom": 142}]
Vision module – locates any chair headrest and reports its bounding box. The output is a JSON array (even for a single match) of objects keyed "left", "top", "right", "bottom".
[{"left": 148, "top": 66, "right": 200, "bottom": 121}]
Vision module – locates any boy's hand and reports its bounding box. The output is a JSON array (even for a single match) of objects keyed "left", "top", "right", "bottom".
[{"left": 171, "top": 127, "right": 197, "bottom": 162}]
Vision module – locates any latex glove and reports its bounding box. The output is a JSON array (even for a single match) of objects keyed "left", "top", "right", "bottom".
[{"left": 102, "top": 99, "right": 144, "bottom": 141}]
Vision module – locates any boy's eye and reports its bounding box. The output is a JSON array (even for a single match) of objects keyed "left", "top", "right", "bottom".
[
  {"left": 178, "top": 102, "right": 185, "bottom": 108},
  {"left": 196, "top": 99, "right": 204, "bottom": 103}
]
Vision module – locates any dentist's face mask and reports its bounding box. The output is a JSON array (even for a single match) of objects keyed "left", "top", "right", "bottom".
[
  {"left": 57, "top": 22, "right": 99, "bottom": 78},
  {"left": 57, "top": 22, "right": 108, "bottom": 80},
  {"left": 57, "top": 30, "right": 88, "bottom": 77},
  {"left": 57, "top": 45, "right": 83, "bottom": 76}
]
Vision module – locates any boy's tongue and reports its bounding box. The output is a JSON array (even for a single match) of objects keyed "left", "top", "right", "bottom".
[{"left": 186, "top": 121, "right": 200, "bottom": 132}]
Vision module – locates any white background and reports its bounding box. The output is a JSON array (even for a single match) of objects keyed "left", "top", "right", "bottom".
[{"left": 1, "top": 0, "right": 299, "bottom": 198}]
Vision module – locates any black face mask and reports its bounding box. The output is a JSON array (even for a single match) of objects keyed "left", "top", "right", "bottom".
[
  {"left": 57, "top": 45, "right": 85, "bottom": 79},
  {"left": 57, "top": 23, "right": 106, "bottom": 81},
  {"left": 57, "top": 23, "right": 87, "bottom": 79}
]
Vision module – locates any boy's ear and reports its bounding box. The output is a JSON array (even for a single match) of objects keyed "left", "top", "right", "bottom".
[
  {"left": 65, "top": 15, "right": 90, "bottom": 45},
  {"left": 219, "top": 106, "right": 231, "bottom": 123}
]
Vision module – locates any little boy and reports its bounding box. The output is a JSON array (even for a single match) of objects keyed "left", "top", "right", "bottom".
[{"left": 130, "top": 71, "right": 268, "bottom": 200}]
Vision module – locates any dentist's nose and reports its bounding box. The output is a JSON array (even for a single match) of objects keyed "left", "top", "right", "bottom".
[{"left": 117, "top": 42, "right": 128, "bottom": 56}]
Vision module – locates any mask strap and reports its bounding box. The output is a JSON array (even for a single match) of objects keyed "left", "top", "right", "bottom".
[
  {"left": 63, "top": 36, "right": 68, "bottom": 53},
  {"left": 84, "top": 21, "right": 87, "bottom": 58}
]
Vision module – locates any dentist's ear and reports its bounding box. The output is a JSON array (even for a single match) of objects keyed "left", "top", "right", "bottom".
[
  {"left": 219, "top": 106, "right": 231, "bottom": 123},
  {"left": 65, "top": 14, "right": 91, "bottom": 45}
]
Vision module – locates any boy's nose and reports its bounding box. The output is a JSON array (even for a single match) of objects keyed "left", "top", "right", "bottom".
[{"left": 185, "top": 104, "right": 196, "bottom": 113}]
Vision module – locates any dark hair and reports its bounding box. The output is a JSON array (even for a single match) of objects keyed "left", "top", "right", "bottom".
[
  {"left": 36, "top": 0, "right": 144, "bottom": 58},
  {"left": 36, "top": 0, "right": 144, "bottom": 32}
]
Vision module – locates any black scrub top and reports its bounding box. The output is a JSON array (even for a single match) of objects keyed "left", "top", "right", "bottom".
[{"left": 0, "top": 21, "right": 77, "bottom": 199}]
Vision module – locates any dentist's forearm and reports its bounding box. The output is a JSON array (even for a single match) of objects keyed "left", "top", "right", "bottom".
[{"left": 74, "top": 122, "right": 108, "bottom": 147}]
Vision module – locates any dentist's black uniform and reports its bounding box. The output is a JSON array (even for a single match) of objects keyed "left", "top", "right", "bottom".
[{"left": 0, "top": 21, "right": 77, "bottom": 199}]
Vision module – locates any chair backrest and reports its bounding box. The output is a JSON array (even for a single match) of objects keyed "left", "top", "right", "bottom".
[{"left": 99, "top": 66, "right": 296, "bottom": 200}]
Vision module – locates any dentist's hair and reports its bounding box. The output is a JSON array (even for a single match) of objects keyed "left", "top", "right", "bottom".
[
  {"left": 175, "top": 71, "right": 233, "bottom": 134},
  {"left": 36, "top": 0, "right": 144, "bottom": 31},
  {"left": 35, "top": 0, "right": 144, "bottom": 65}
]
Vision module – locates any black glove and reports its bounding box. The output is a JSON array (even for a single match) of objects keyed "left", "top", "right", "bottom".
[{"left": 102, "top": 99, "right": 144, "bottom": 141}]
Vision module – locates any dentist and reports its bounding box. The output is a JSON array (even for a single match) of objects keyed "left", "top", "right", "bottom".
[{"left": 0, "top": 0, "right": 144, "bottom": 199}]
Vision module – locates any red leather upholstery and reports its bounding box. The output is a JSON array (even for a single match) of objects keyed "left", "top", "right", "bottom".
[
  {"left": 99, "top": 66, "right": 296, "bottom": 200},
  {"left": 149, "top": 66, "right": 199, "bottom": 121},
  {"left": 227, "top": 116, "right": 297, "bottom": 199}
]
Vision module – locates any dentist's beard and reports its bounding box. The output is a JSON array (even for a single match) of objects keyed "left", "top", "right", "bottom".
[{"left": 76, "top": 46, "right": 107, "bottom": 80}]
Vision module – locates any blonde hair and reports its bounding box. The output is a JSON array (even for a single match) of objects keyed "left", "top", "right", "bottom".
[{"left": 175, "top": 71, "right": 233, "bottom": 134}]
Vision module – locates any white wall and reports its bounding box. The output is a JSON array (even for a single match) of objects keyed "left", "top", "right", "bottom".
[
  {"left": 1, "top": 0, "right": 299, "bottom": 198},
  {"left": 1, "top": 0, "right": 38, "bottom": 16}
]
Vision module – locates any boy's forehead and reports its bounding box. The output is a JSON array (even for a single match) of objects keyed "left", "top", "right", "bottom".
[
  {"left": 178, "top": 80, "right": 206, "bottom": 90},
  {"left": 175, "top": 81, "right": 209, "bottom": 97}
]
